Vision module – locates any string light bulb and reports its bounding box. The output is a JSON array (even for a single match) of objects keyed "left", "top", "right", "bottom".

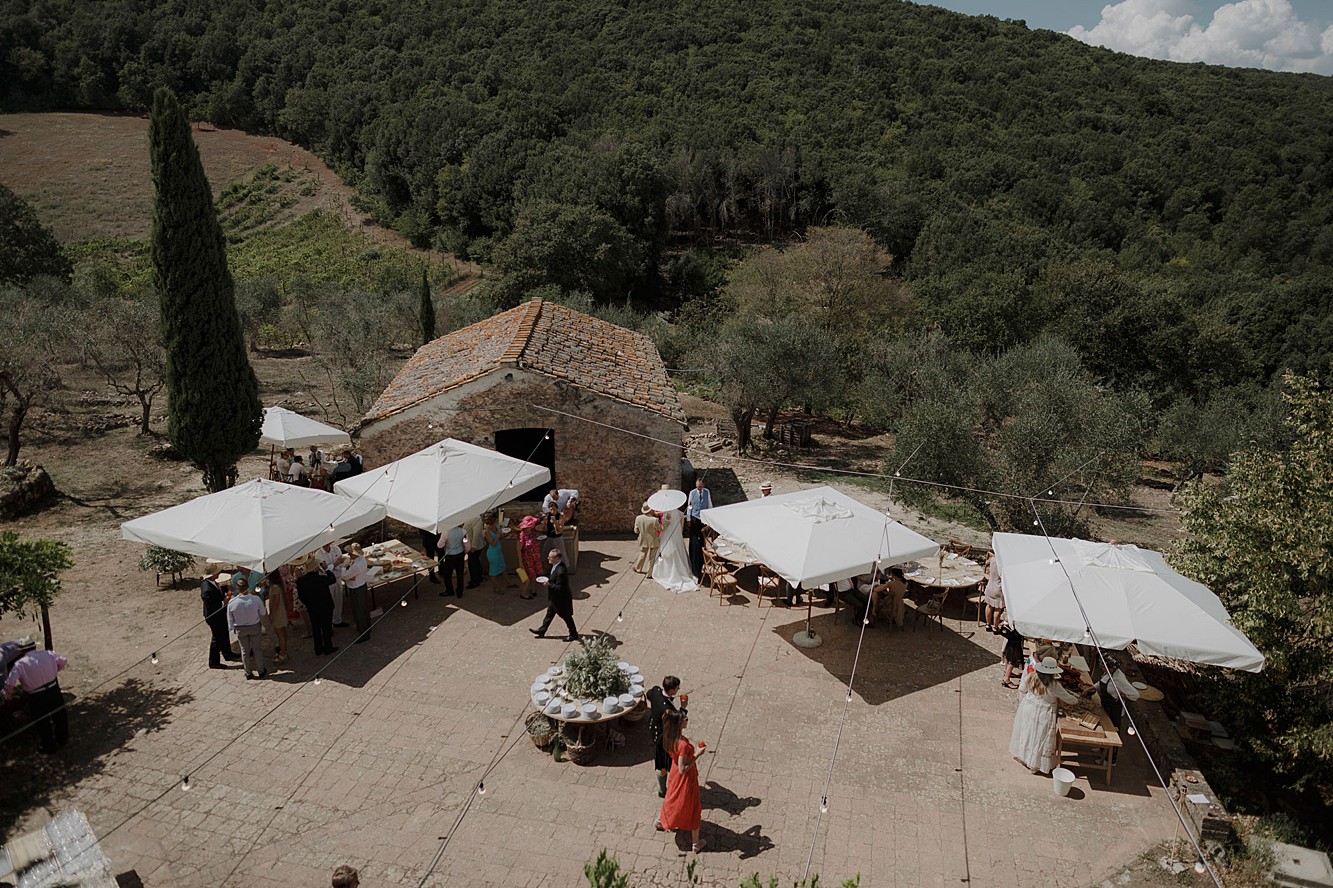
[
  {"left": 313, "top": 676, "right": 322, "bottom": 685},
  {"left": 477, "top": 781, "right": 486, "bottom": 796},
  {"left": 1048, "top": 489, "right": 1054, "bottom": 496},
  {"left": 1033, "top": 519, "right": 1039, "bottom": 526},
  {"left": 1194, "top": 860, "right": 1206, "bottom": 875},
  {"left": 894, "top": 471, "right": 901, "bottom": 477},
  {"left": 846, "top": 690, "right": 853, "bottom": 702},
  {"left": 150, "top": 652, "right": 159, "bottom": 665},
  {"left": 1126, "top": 726, "right": 1136, "bottom": 736},
  {"left": 543, "top": 432, "right": 551, "bottom": 440},
  {"left": 1083, "top": 627, "right": 1092, "bottom": 640},
  {"left": 507, "top": 480, "right": 513, "bottom": 488},
  {"left": 616, "top": 612, "right": 624, "bottom": 623},
  {"left": 180, "top": 774, "right": 191, "bottom": 792},
  {"left": 400, "top": 599, "right": 408, "bottom": 608},
  {"left": 819, "top": 797, "right": 828, "bottom": 814},
  {"left": 327, "top": 523, "right": 335, "bottom": 533},
  {"left": 863, "top": 617, "right": 871, "bottom": 626}
]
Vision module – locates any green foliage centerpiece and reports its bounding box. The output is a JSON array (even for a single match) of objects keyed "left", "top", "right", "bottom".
[{"left": 561, "top": 637, "right": 630, "bottom": 700}]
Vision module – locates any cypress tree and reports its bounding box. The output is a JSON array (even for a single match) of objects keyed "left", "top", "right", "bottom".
[
  {"left": 418, "top": 265, "right": 436, "bottom": 346},
  {"left": 149, "top": 87, "right": 261, "bottom": 492}
]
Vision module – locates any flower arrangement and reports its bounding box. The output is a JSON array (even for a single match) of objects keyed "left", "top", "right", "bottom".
[
  {"left": 138, "top": 545, "right": 195, "bottom": 587},
  {"left": 561, "top": 636, "right": 629, "bottom": 699}
]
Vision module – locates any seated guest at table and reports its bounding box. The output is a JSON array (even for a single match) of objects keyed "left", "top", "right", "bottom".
[
  {"left": 1009, "top": 656, "right": 1080, "bottom": 775},
  {"left": 869, "top": 570, "right": 909, "bottom": 628},
  {"left": 308, "top": 461, "right": 330, "bottom": 491},
  {"left": 329, "top": 453, "right": 356, "bottom": 486},
  {"left": 296, "top": 556, "right": 337, "bottom": 656},
  {"left": 287, "top": 454, "right": 308, "bottom": 486}
]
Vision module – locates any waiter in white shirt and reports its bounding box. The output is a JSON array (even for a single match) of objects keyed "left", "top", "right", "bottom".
[
  {"left": 317, "top": 542, "right": 347, "bottom": 626},
  {"left": 3, "top": 637, "right": 69, "bottom": 752}
]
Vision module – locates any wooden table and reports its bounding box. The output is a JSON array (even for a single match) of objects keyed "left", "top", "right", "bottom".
[
  {"left": 363, "top": 539, "right": 433, "bottom": 608},
  {"left": 1056, "top": 702, "right": 1123, "bottom": 785},
  {"left": 530, "top": 667, "right": 646, "bottom": 764}
]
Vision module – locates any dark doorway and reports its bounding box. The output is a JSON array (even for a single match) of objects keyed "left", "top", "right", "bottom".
[{"left": 494, "top": 427, "right": 555, "bottom": 501}]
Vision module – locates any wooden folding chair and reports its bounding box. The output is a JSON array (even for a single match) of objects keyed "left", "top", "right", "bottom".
[
  {"left": 702, "top": 549, "right": 739, "bottom": 605},
  {"left": 912, "top": 589, "right": 948, "bottom": 632},
  {"left": 755, "top": 564, "right": 784, "bottom": 608}
]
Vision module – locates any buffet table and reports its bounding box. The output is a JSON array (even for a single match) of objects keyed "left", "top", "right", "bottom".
[
  {"left": 363, "top": 539, "right": 433, "bottom": 608},
  {"left": 1057, "top": 698, "right": 1123, "bottom": 785},
  {"left": 529, "top": 661, "right": 647, "bottom": 765}
]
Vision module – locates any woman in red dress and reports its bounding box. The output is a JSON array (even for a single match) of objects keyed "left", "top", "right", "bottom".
[
  {"left": 518, "top": 515, "right": 544, "bottom": 600},
  {"left": 656, "top": 709, "right": 704, "bottom": 851}
]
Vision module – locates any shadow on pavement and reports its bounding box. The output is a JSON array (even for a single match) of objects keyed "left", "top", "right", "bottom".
[
  {"left": 775, "top": 611, "right": 997, "bottom": 705},
  {"left": 0, "top": 678, "right": 194, "bottom": 836}
]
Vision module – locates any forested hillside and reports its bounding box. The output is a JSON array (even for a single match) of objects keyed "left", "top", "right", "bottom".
[{"left": 3, "top": 0, "right": 1332, "bottom": 395}]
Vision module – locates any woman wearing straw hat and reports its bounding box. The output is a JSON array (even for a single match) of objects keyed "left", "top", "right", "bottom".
[{"left": 1010, "top": 655, "right": 1083, "bottom": 774}]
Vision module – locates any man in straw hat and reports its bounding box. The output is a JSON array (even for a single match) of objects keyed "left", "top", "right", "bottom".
[
  {"left": 760, "top": 481, "right": 773, "bottom": 497},
  {"left": 2, "top": 636, "right": 69, "bottom": 752},
  {"left": 202, "top": 561, "right": 242, "bottom": 669},
  {"left": 633, "top": 503, "right": 660, "bottom": 574}
]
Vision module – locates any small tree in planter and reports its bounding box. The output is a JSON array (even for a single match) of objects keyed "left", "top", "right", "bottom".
[
  {"left": 138, "top": 545, "right": 195, "bottom": 587},
  {"left": 562, "top": 637, "right": 630, "bottom": 700}
]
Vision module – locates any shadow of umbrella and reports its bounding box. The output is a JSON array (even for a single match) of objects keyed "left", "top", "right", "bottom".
[{"left": 774, "top": 612, "right": 997, "bottom": 705}]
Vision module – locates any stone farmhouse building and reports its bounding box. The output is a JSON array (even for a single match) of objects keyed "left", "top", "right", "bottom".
[{"left": 356, "top": 298, "right": 686, "bottom": 532}]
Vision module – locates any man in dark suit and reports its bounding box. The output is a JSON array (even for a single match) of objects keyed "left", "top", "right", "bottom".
[
  {"left": 647, "top": 675, "right": 686, "bottom": 798},
  {"left": 528, "top": 548, "right": 579, "bottom": 642},
  {"left": 202, "top": 566, "right": 242, "bottom": 669}
]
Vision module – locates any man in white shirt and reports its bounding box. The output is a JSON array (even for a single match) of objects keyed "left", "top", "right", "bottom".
[
  {"left": 2, "top": 637, "right": 69, "bottom": 752},
  {"left": 227, "top": 584, "right": 269, "bottom": 679},
  {"left": 440, "top": 523, "right": 466, "bottom": 598},
  {"left": 288, "top": 455, "right": 308, "bottom": 486},
  {"left": 317, "top": 543, "right": 347, "bottom": 626}
]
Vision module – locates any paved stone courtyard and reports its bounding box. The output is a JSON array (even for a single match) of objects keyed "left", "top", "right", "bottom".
[{"left": 18, "top": 538, "right": 1178, "bottom": 887}]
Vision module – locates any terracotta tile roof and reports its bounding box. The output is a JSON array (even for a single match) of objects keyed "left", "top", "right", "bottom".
[{"left": 363, "top": 299, "right": 685, "bottom": 424}]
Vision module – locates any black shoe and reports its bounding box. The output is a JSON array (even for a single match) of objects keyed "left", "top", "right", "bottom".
[
  {"left": 466, "top": 582, "right": 481, "bottom": 589},
  {"left": 563, "top": 635, "right": 580, "bottom": 642},
  {"left": 456, "top": 590, "right": 464, "bottom": 598},
  {"left": 245, "top": 673, "right": 255, "bottom": 680},
  {"left": 528, "top": 629, "right": 545, "bottom": 638},
  {"left": 259, "top": 669, "right": 269, "bottom": 678},
  {"left": 225, "top": 655, "right": 242, "bottom": 662},
  {"left": 429, "top": 573, "right": 441, "bottom": 584},
  {"left": 439, "top": 590, "right": 448, "bottom": 597},
  {"left": 209, "top": 663, "right": 234, "bottom": 670},
  {"left": 324, "top": 646, "right": 339, "bottom": 655},
  {"left": 333, "top": 621, "right": 349, "bottom": 628}
]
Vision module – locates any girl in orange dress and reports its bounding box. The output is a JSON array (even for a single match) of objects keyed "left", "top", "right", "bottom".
[
  {"left": 656, "top": 709, "right": 704, "bottom": 851},
  {"left": 518, "top": 515, "right": 544, "bottom": 599}
]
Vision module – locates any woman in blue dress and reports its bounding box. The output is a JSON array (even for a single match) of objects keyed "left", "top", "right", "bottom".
[{"left": 484, "top": 513, "right": 507, "bottom": 594}]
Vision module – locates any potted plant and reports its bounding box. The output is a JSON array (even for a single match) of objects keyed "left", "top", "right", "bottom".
[{"left": 561, "top": 637, "right": 630, "bottom": 700}]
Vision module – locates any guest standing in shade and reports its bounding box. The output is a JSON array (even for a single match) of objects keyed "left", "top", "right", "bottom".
[
  {"left": 686, "top": 477, "right": 712, "bottom": 578},
  {"left": 2, "top": 637, "right": 69, "bottom": 752},
  {"left": 317, "top": 542, "right": 346, "bottom": 626},
  {"left": 227, "top": 580, "right": 269, "bottom": 679},
  {"left": 295, "top": 556, "right": 337, "bottom": 655},
  {"left": 419, "top": 528, "right": 441, "bottom": 584},
  {"left": 341, "top": 543, "right": 372, "bottom": 642},
  {"left": 656, "top": 709, "right": 704, "bottom": 852},
  {"left": 483, "top": 513, "right": 507, "bottom": 594},
  {"left": 265, "top": 569, "right": 290, "bottom": 665},
  {"left": 464, "top": 513, "right": 487, "bottom": 589},
  {"left": 440, "top": 522, "right": 466, "bottom": 598},
  {"left": 202, "top": 565, "right": 241, "bottom": 669}
]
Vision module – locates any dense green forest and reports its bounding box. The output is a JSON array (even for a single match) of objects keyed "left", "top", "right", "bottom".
[{"left": 3, "top": 0, "right": 1332, "bottom": 396}]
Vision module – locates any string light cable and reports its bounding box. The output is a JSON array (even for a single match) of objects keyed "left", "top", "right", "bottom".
[
  {"left": 1027, "top": 500, "right": 1224, "bottom": 888},
  {"left": 526, "top": 404, "right": 1178, "bottom": 516}
]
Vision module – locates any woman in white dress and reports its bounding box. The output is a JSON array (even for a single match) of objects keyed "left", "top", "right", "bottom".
[
  {"left": 1009, "top": 656, "right": 1080, "bottom": 774},
  {"left": 652, "top": 508, "right": 698, "bottom": 593}
]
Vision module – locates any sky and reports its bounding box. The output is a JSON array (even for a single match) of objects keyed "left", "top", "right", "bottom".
[{"left": 918, "top": 0, "right": 1333, "bottom": 74}]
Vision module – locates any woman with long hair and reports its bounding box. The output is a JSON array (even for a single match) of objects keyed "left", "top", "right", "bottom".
[
  {"left": 656, "top": 709, "right": 704, "bottom": 852},
  {"left": 483, "top": 513, "right": 507, "bottom": 594},
  {"left": 1009, "top": 656, "right": 1080, "bottom": 774},
  {"left": 265, "top": 569, "right": 290, "bottom": 665}
]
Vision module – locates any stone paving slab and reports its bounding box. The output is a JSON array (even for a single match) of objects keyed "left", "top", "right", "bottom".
[{"left": 19, "top": 538, "right": 1176, "bottom": 886}]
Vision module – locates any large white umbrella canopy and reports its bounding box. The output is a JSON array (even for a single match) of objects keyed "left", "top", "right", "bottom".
[
  {"left": 993, "top": 532, "right": 1264, "bottom": 672},
  {"left": 333, "top": 439, "right": 551, "bottom": 534},
  {"left": 120, "top": 478, "right": 385, "bottom": 572},
  {"left": 259, "top": 406, "right": 351, "bottom": 449},
  {"left": 700, "top": 485, "right": 939, "bottom": 588}
]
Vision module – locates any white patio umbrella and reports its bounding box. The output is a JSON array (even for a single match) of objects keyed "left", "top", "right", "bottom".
[
  {"left": 333, "top": 439, "right": 551, "bottom": 534},
  {"left": 992, "top": 533, "right": 1264, "bottom": 672},
  {"left": 259, "top": 406, "right": 351, "bottom": 449},
  {"left": 701, "top": 485, "right": 939, "bottom": 646},
  {"left": 120, "top": 478, "right": 385, "bottom": 573}
]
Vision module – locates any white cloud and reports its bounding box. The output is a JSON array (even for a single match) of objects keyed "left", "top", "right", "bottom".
[{"left": 1069, "top": 0, "right": 1333, "bottom": 74}]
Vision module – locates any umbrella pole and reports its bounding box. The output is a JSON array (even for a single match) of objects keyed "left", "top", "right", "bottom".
[{"left": 793, "top": 583, "right": 822, "bottom": 648}]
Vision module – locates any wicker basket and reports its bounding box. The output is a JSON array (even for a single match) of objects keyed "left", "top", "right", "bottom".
[
  {"left": 526, "top": 710, "right": 555, "bottom": 749},
  {"left": 559, "top": 722, "right": 603, "bottom": 766},
  {"left": 621, "top": 699, "right": 649, "bottom": 725}
]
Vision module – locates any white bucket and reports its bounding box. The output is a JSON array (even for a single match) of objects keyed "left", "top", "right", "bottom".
[{"left": 1052, "top": 767, "right": 1076, "bottom": 797}]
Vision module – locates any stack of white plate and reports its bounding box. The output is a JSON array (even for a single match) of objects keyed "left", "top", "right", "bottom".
[
  {"left": 618, "top": 693, "right": 636, "bottom": 708},
  {"left": 582, "top": 702, "right": 600, "bottom": 719},
  {"left": 602, "top": 696, "right": 621, "bottom": 714},
  {"left": 562, "top": 702, "right": 579, "bottom": 718},
  {"left": 535, "top": 691, "right": 551, "bottom": 704},
  {"left": 545, "top": 699, "right": 563, "bottom": 714},
  {"left": 547, "top": 666, "right": 562, "bottom": 676}
]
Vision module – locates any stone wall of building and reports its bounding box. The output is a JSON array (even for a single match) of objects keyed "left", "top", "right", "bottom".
[{"left": 356, "top": 368, "right": 684, "bottom": 532}]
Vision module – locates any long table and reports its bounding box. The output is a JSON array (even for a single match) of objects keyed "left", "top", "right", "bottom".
[{"left": 1056, "top": 702, "right": 1123, "bottom": 785}]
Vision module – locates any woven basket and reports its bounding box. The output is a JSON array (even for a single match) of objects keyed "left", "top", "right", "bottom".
[
  {"left": 559, "top": 722, "right": 603, "bottom": 766},
  {"left": 526, "top": 710, "right": 555, "bottom": 749},
  {"left": 621, "top": 699, "right": 649, "bottom": 725},
  {"left": 565, "top": 736, "right": 599, "bottom": 765}
]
